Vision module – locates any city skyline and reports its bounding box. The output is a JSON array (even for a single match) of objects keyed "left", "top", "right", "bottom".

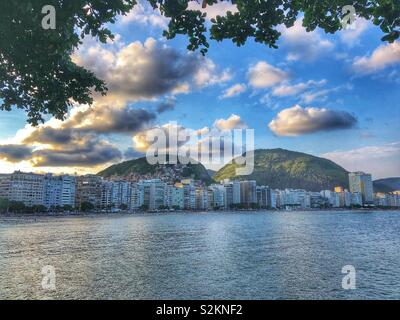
[
  {"left": 1, "top": 168, "right": 398, "bottom": 213},
  {"left": 0, "top": 1, "right": 399, "bottom": 179}
]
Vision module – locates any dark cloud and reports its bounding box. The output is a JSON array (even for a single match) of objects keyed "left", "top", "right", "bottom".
[
  {"left": 23, "top": 127, "right": 75, "bottom": 145},
  {"left": 76, "top": 38, "right": 202, "bottom": 100},
  {"left": 269, "top": 105, "right": 358, "bottom": 136},
  {"left": 32, "top": 138, "right": 121, "bottom": 167},
  {"left": 22, "top": 103, "right": 155, "bottom": 150},
  {"left": 156, "top": 100, "right": 175, "bottom": 114},
  {"left": 20, "top": 125, "right": 123, "bottom": 167},
  {"left": 67, "top": 106, "right": 156, "bottom": 134},
  {"left": 123, "top": 147, "right": 145, "bottom": 160},
  {"left": 17, "top": 104, "right": 155, "bottom": 168},
  {"left": 0, "top": 144, "right": 33, "bottom": 162}
]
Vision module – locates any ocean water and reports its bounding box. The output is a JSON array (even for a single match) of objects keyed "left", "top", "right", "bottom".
[{"left": 0, "top": 210, "right": 399, "bottom": 300}]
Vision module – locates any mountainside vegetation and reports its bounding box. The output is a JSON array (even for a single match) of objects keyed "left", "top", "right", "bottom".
[
  {"left": 373, "top": 177, "right": 400, "bottom": 193},
  {"left": 98, "top": 156, "right": 213, "bottom": 184},
  {"left": 214, "top": 148, "right": 349, "bottom": 191}
]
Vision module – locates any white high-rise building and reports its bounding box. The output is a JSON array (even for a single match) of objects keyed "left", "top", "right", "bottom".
[
  {"left": 60, "top": 175, "right": 76, "bottom": 207},
  {"left": 349, "top": 172, "right": 374, "bottom": 205},
  {"left": 256, "top": 185, "right": 271, "bottom": 208},
  {"left": 351, "top": 192, "right": 363, "bottom": 206},
  {"left": 223, "top": 181, "right": 241, "bottom": 209},
  {"left": 0, "top": 172, "right": 75, "bottom": 208},
  {"left": 76, "top": 175, "right": 103, "bottom": 209},
  {"left": 44, "top": 174, "right": 76, "bottom": 208},
  {"left": 270, "top": 190, "right": 277, "bottom": 208},
  {"left": 1, "top": 172, "right": 45, "bottom": 206},
  {"left": 130, "top": 183, "right": 144, "bottom": 210},
  {"left": 232, "top": 181, "right": 241, "bottom": 204},
  {"left": 337, "top": 190, "right": 352, "bottom": 207},
  {"left": 170, "top": 185, "right": 184, "bottom": 209},
  {"left": 240, "top": 180, "right": 257, "bottom": 206},
  {"left": 195, "top": 186, "right": 208, "bottom": 210},
  {"left": 183, "top": 182, "right": 196, "bottom": 210},
  {"left": 320, "top": 190, "right": 340, "bottom": 208},
  {"left": 279, "top": 189, "right": 310, "bottom": 209},
  {"left": 111, "top": 181, "right": 131, "bottom": 208},
  {"left": 101, "top": 180, "right": 114, "bottom": 208},
  {"left": 209, "top": 184, "right": 225, "bottom": 209},
  {"left": 138, "top": 179, "right": 166, "bottom": 210}
]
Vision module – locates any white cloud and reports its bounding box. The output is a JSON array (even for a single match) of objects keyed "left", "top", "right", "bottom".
[
  {"left": 321, "top": 142, "right": 400, "bottom": 179},
  {"left": 73, "top": 37, "right": 229, "bottom": 104},
  {"left": 300, "top": 84, "right": 352, "bottom": 104},
  {"left": 352, "top": 41, "right": 400, "bottom": 75},
  {"left": 280, "top": 19, "right": 334, "bottom": 62},
  {"left": 247, "top": 61, "right": 288, "bottom": 89},
  {"left": 220, "top": 83, "right": 247, "bottom": 98},
  {"left": 339, "top": 18, "right": 369, "bottom": 47},
  {"left": 120, "top": 1, "right": 168, "bottom": 28},
  {"left": 194, "top": 58, "right": 232, "bottom": 87},
  {"left": 187, "top": 1, "right": 238, "bottom": 20},
  {"left": 214, "top": 114, "right": 247, "bottom": 130},
  {"left": 133, "top": 123, "right": 188, "bottom": 153},
  {"left": 268, "top": 105, "right": 357, "bottom": 136},
  {"left": 272, "top": 79, "right": 326, "bottom": 97}
]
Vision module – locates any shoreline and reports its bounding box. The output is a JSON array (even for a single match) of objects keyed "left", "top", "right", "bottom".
[{"left": 1, "top": 207, "right": 399, "bottom": 218}]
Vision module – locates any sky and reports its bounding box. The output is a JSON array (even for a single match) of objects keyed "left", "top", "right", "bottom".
[{"left": 0, "top": 1, "right": 399, "bottom": 180}]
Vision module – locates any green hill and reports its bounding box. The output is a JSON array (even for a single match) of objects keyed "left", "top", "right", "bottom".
[
  {"left": 214, "top": 148, "right": 349, "bottom": 191},
  {"left": 373, "top": 177, "right": 400, "bottom": 193},
  {"left": 97, "top": 156, "right": 213, "bottom": 184}
]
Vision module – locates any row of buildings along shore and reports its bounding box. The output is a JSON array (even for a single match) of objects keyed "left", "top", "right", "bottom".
[{"left": 0, "top": 171, "right": 399, "bottom": 212}]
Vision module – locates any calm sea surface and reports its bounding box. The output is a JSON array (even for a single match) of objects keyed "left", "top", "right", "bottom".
[{"left": 0, "top": 210, "right": 399, "bottom": 300}]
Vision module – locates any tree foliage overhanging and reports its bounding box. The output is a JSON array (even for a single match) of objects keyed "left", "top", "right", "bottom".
[{"left": 0, "top": 0, "right": 399, "bottom": 125}]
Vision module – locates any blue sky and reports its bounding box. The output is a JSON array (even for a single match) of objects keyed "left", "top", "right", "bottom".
[{"left": 0, "top": 2, "right": 399, "bottom": 179}]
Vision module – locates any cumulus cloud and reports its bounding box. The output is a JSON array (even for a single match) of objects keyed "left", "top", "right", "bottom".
[
  {"left": 10, "top": 103, "right": 148, "bottom": 168},
  {"left": 280, "top": 19, "right": 334, "bottom": 62},
  {"left": 23, "top": 127, "right": 75, "bottom": 146},
  {"left": 268, "top": 105, "right": 357, "bottom": 136},
  {"left": 21, "top": 105, "right": 155, "bottom": 153},
  {"left": 120, "top": 1, "right": 168, "bottom": 28},
  {"left": 214, "top": 114, "right": 247, "bottom": 130},
  {"left": 247, "top": 61, "right": 288, "bottom": 89},
  {"left": 194, "top": 58, "right": 232, "bottom": 87},
  {"left": 31, "top": 137, "right": 121, "bottom": 167},
  {"left": 321, "top": 142, "right": 400, "bottom": 179},
  {"left": 352, "top": 41, "right": 400, "bottom": 75},
  {"left": 339, "top": 18, "right": 369, "bottom": 47},
  {"left": 0, "top": 145, "right": 33, "bottom": 162},
  {"left": 73, "top": 37, "right": 230, "bottom": 104},
  {"left": 0, "top": 129, "right": 122, "bottom": 168},
  {"left": 220, "top": 83, "right": 247, "bottom": 98},
  {"left": 133, "top": 123, "right": 190, "bottom": 153},
  {"left": 73, "top": 38, "right": 196, "bottom": 101},
  {"left": 0, "top": 34, "right": 236, "bottom": 171},
  {"left": 65, "top": 105, "right": 156, "bottom": 134}
]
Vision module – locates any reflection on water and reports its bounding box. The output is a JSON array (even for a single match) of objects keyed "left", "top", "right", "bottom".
[{"left": 0, "top": 211, "right": 399, "bottom": 299}]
